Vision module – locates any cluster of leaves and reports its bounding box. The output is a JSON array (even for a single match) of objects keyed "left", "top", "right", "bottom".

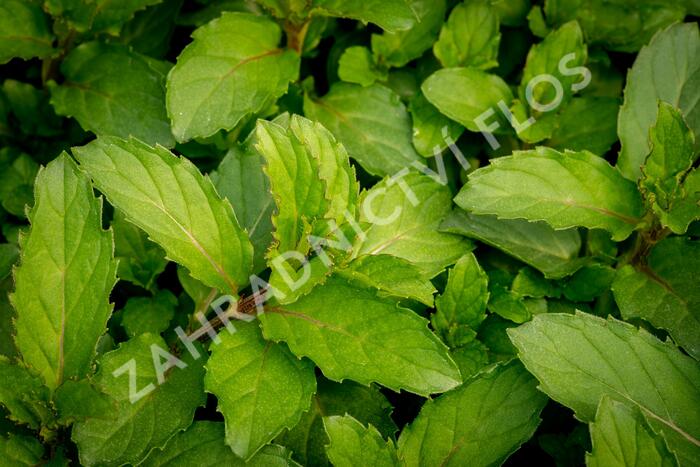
[{"left": 0, "top": 0, "right": 699, "bottom": 466}]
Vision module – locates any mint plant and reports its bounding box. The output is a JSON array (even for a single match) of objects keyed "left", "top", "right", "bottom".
[{"left": 0, "top": 1, "right": 699, "bottom": 466}]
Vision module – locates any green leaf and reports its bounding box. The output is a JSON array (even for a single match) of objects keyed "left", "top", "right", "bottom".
[
  {"left": 409, "top": 92, "right": 464, "bottom": 157},
  {"left": 0, "top": 357, "right": 50, "bottom": 429},
  {"left": 119, "top": 0, "right": 183, "bottom": 58},
  {"left": 74, "top": 136, "right": 254, "bottom": 295},
  {"left": 450, "top": 339, "right": 489, "bottom": 379},
  {"left": 72, "top": 333, "right": 206, "bottom": 466},
  {"left": 212, "top": 144, "right": 274, "bottom": 275},
  {"left": 441, "top": 210, "right": 584, "bottom": 279},
  {"left": 612, "top": 237, "right": 700, "bottom": 360},
  {"left": 587, "top": 396, "right": 679, "bottom": 467},
  {"left": 617, "top": 23, "right": 700, "bottom": 180},
  {"left": 254, "top": 115, "right": 359, "bottom": 256},
  {"left": 54, "top": 379, "right": 116, "bottom": 425},
  {"left": 355, "top": 173, "right": 472, "bottom": 278},
  {"left": 276, "top": 377, "right": 397, "bottom": 466},
  {"left": 560, "top": 264, "right": 616, "bottom": 302},
  {"left": 519, "top": 21, "right": 587, "bottom": 112},
  {"left": 120, "top": 290, "right": 178, "bottom": 338},
  {"left": 112, "top": 210, "right": 168, "bottom": 291},
  {"left": 304, "top": 83, "right": 422, "bottom": 177},
  {"left": 422, "top": 67, "right": 513, "bottom": 132},
  {"left": 433, "top": 0, "right": 500, "bottom": 69},
  {"left": 542, "top": 0, "right": 685, "bottom": 52},
  {"left": 339, "top": 255, "right": 436, "bottom": 306},
  {"left": 338, "top": 46, "right": 387, "bottom": 87},
  {"left": 310, "top": 0, "right": 418, "bottom": 32},
  {"left": 205, "top": 322, "right": 316, "bottom": 460},
  {"left": 432, "top": 253, "right": 489, "bottom": 347},
  {"left": 454, "top": 147, "right": 645, "bottom": 241},
  {"left": 641, "top": 102, "right": 700, "bottom": 234},
  {"left": 0, "top": 280, "right": 17, "bottom": 358},
  {"left": 397, "top": 361, "right": 547, "bottom": 466},
  {"left": 323, "top": 415, "right": 398, "bottom": 467},
  {"left": 371, "top": 0, "right": 446, "bottom": 68},
  {"left": 143, "top": 421, "right": 300, "bottom": 466},
  {"left": 49, "top": 42, "right": 174, "bottom": 148},
  {"left": 546, "top": 97, "right": 620, "bottom": 155},
  {"left": 44, "top": 0, "right": 164, "bottom": 34},
  {"left": 508, "top": 312, "right": 700, "bottom": 465},
  {"left": 260, "top": 275, "right": 461, "bottom": 396},
  {"left": 0, "top": 433, "right": 44, "bottom": 466},
  {"left": 166, "top": 12, "right": 300, "bottom": 142},
  {"left": 0, "top": 0, "right": 54, "bottom": 64},
  {"left": 0, "top": 153, "right": 39, "bottom": 218},
  {"left": 0, "top": 244, "right": 18, "bottom": 281},
  {"left": 11, "top": 154, "right": 117, "bottom": 392}
]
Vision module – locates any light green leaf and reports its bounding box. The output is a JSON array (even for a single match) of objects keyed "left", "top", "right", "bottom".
[
  {"left": 617, "top": 23, "right": 700, "bottom": 180},
  {"left": 74, "top": 136, "right": 253, "bottom": 295},
  {"left": 422, "top": 67, "right": 513, "bottom": 132},
  {"left": 432, "top": 253, "right": 489, "bottom": 347},
  {"left": 641, "top": 102, "right": 700, "bottom": 234},
  {"left": 441, "top": 210, "right": 584, "bottom": 279},
  {"left": 355, "top": 173, "right": 472, "bottom": 278},
  {"left": 454, "top": 147, "right": 645, "bottom": 240},
  {"left": 112, "top": 210, "right": 168, "bottom": 291},
  {"left": 612, "top": 237, "right": 700, "bottom": 360},
  {"left": 12, "top": 154, "right": 116, "bottom": 392},
  {"left": 310, "top": 0, "right": 418, "bottom": 32},
  {"left": 54, "top": 379, "right": 116, "bottom": 425},
  {"left": 212, "top": 144, "right": 274, "bottom": 275},
  {"left": 120, "top": 290, "right": 177, "bottom": 338},
  {"left": 324, "top": 415, "right": 398, "bottom": 467},
  {"left": 338, "top": 46, "right": 387, "bottom": 87},
  {"left": 205, "top": 322, "right": 316, "bottom": 460},
  {"left": 450, "top": 339, "right": 489, "bottom": 379},
  {"left": 44, "top": 0, "right": 164, "bottom": 34},
  {"left": 254, "top": 115, "right": 358, "bottom": 256},
  {"left": 72, "top": 333, "right": 206, "bottom": 466},
  {"left": 166, "top": 12, "right": 300, "bottom": 142},
  {"left": 408, "top": 92, "right": 464, "bottom": 157},
  {"left": 434, "top": 0, "right": 500, "bottom": 69},
  {"left": 371, "top": 0, "right": 446, "bottom": 68},
  {"left": 0, "top": 357, "right": 50, "bottom": 429},
  {"left": 304, "top": 83, "right": 422, "bottom": 177},
  {"left": 0, "top": 433, "right": 44, "bottom": 466},
  {"left": 143, "top": 421, "right": 300, "bottom": 467},
  {"left": 0, "top": 0, "right": 54, "bottom": 64},
  {"left": 260, "top": 275, "right": 461, "bottom": 396},
  {"left": 587, "top": 396, "right": 679, "bottom": 467},
  {"left": 397, "top": 361, "right": 547, "bottom": 466},
  {"left": 508, "top": 312, "right": 700, "bottom": 465},
  {"left": 546, "top": 97, "right": 620, "bottom": 155},
  {"left": 542, "top": 0, "right": 685, "bottom": 52},
  {"left": 339, "top": 255, "right": 436, "bottom": 306},
  {"left": 276, "top": 377, "right": 396, "bottom": 466},
  {"left": 49, "top": 42, "right": 174, "bottom": 148}
]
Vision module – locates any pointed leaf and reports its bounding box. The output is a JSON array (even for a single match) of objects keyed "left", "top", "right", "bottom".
[
  {"left": 455, "top": 147, "right": 645, "bottom": 240},
  {"left": 310, "top": 0, "right": 418, "bottom": 32},
  {"left": 0, "top": 433, "right": 44, "bottom": 466},
  {"left": 166, "top": 12, "right": 300, "bottom": 142},
  {"left": 0, "top": 357, "right": 50, "bottom": 429},
  {"left": 72, "top": 333, "right": 206, "bottom": 466},
  {"left": 397, "top": 361, "right": 547, "bottom": 466},
  {"left": 304, "top": 83, "right": 422, "bottom": 177},
  {"left": 618, "top": 23, "right": 700, "bottom": 180},
  {"left": 205, "top": 322, "right": 316, "bottom": 460},
  {"left": 260, "top": 275, "right": 462, "bottom": 396},
  {"left": 44, "top": 0, "right": 163, "bottom": 34},
  {"left": 12, "top": 154, "right": 117, "bottom": 391},
  {"left": 508, "top": 312, "right": 700, "bottom": 466},
  {"left": 355, "top": 173, "right": 472, "bottom": 278},
  {"left": 74, "top": 136, "right": 253, "bottom": 295},
  {"left": 323, "top": 415, "right": 398, "bottom": 467},
  {"left": 0, "top": 0, "right": 54, "bottom": 64},
  {"left": 587, "top": 396, "right": 679, "bottom": 467},
  {"left": 441, "top": 210, "right": 585, "bottom": 279}
]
